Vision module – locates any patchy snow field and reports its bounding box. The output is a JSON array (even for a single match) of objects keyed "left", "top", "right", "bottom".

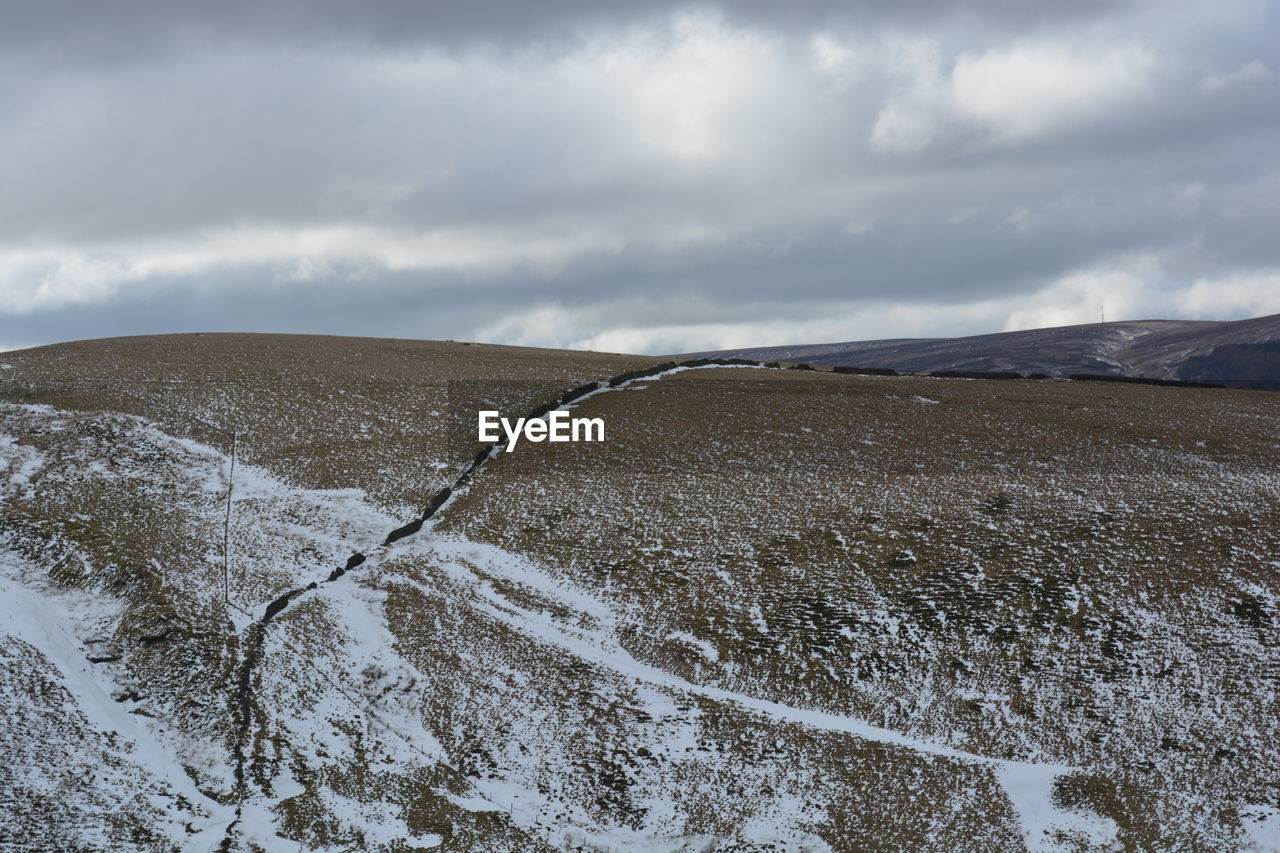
[{"left": 2, "top": 335, "right": 1278, "bottom": 851}]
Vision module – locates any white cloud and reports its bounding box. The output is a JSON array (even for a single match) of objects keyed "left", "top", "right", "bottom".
[
  {"left": 1000, "top": 264, "right": 1280, "bottom": 334},
  {"left": 562, "top": 11, "right": 787, "bottom": 165},
  {"left": 565, "top": 299, "right": 1056, "bottom": 354},
  {"left": 1002, "top": 269, "right": 1154, "bottom": 331},
  {"left": 1, "top": 5, "right": 1277, "bottom": 351},
  {"left": 811, "top": 32, "right": 854, "bottom": 76},
  {"left": 869, "top": 36, "right": 948, "bottom": 153},
  {"left": 1175, "top": 272, "right": 1280, "bottom": 318},
  {"left": 530, "top": 261, "right": 1280, "bottom": 354},
  {"left": 872, "top": 38, "right": 1158, "bottom": 152},
  {"left": 0, "top": 251, "right": 125, "bottom": 315},
  {"left": 0, "top": 224, "right": 635, "bottom": 314},
  {"left": 951, "top": 41, "right": 1156, "bottom": 144}
]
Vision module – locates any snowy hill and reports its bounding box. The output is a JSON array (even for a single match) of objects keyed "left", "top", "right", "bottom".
[{"left": 2, "top": 334, "right": 1279, "bottom": 851}]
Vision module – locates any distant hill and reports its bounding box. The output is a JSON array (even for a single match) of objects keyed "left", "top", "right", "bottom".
[{"left": 682, "top": 313, "right": 1280, "bottom": 388}]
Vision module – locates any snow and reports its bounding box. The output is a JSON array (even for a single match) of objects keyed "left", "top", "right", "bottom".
[
  {"left": 994, "top": 762, "right": 1118, "bottom": 852},
  {"left": 409, "top": 533, "right": 1109, "bottom": 847},
  {"left": 225, "top": 547, "right": 455, "bottom": 849},
  {"left": 1241, "top": 805, "right": 1280, "bottom": 852},
  {"left": 666, "top": 630, "right": 719, "bottom": 662},
  {"left": 0, "top": 552, "right": 232, "bottom": 849},
  {"left": 0, "top": 434, "right": 43, "bottom": 492},
  {"left": 4, "top": 358, "right": 1274, "bottom": 850}
]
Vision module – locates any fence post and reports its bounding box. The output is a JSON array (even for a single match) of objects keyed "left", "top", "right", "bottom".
[{"left": 223, "top": 431, "right": 236, "bottom": 605}]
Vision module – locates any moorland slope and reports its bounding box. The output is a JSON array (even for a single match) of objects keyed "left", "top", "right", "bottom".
[{"left": 1, "top": 334, "right": 1277, "bottom": 851}]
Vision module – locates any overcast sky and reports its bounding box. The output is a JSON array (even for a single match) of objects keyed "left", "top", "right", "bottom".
[{"left": 2, "top": 1, "right": 1278, "bottom": 353}]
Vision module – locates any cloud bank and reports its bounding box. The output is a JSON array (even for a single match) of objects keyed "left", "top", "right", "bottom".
[{"left": 2, "top": 1, "right": 1278, "bottom": 352}]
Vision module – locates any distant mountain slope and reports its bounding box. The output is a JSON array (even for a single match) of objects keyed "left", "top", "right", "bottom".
[{"left": 681, "top": 313, "right": 1280, "bottom": 386}]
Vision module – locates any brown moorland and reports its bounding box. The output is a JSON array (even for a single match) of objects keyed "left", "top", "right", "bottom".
[{"left": 2, "top": 334, "right": 1277, "bottom": 851}]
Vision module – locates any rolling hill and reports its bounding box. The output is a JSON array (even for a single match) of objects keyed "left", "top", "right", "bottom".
[
  {"left": 1, "top": 334, "right": 1278, "bottom": 851},
  {"left": 682, "top": 313, "right": 1280, "bottom": 388}
]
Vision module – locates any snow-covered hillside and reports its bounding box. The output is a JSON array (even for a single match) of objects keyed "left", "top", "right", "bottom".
[{"left": 2, "top": 335, "right": 1278, "bottom": 851}]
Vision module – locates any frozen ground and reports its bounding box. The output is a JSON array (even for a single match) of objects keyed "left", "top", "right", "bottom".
[{"left": 2, "top": 341, "right": 1278, "bottom": 850}]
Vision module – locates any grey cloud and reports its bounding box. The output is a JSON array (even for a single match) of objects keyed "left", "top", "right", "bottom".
[
  {"left": 1, "top": 1, "right": 1278, "bottom": 354},
  {"left": 0, "top": 1, "right": 1149, "bottom": 59}
]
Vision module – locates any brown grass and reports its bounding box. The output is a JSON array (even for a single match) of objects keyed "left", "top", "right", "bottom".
[{"left": 5, "top": 335, "right": 1278, "bottom": 849}]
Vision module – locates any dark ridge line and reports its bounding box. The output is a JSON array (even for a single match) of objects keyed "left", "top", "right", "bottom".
[
  {"left": 220, "top": 621, "right": 266, "bottom": 852},
  {"left": 242, "top": 363, "right": 768, "bottom": 629},
  {"left": 382, "top": 517, "right": 424, "bottom": 548},
  {"left": 1068, "top": 373, "right": 1226, "bottom": 389},
  {"left": 930, "top": 370, "right": 1024, "bottom": 381},
  {"left": 833, "top": 363, "right": 1228, "bottom": 386},
  {"left": 262, "top": 582, "right": 318, "bottom": 623},
  {"left": 832, "top": 366, "right": 899, "bottom": 376},
  {"left": 326, "top": 552, "right": 366, "bottom": 583},
  {"left": 214, "top": 366, "right": 640, "bottom": 839}
]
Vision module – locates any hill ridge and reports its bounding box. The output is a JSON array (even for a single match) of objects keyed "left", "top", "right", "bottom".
[{"left": 678, "top": 313, "right": 1280, "bottom": 387}]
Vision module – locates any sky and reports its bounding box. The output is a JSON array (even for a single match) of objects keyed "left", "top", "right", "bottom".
[{"left": 2, "top": 0, "right": 1279, "bottom": 354}]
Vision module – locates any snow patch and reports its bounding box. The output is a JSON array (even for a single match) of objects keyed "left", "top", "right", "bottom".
[
  {"left": 666, "top": 630, "right": 720, "bottom": 662},
  {"left": 994, "top": 763, "right": 1119, "bottom": 852},
  {"left": 0, "top": 553, "right": 231, "bottom": 847},
  {"left": 1241, "top": 805, "right": 1280, "bottom": 852}
]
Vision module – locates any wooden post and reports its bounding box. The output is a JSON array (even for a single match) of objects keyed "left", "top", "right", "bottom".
[{"left": 223, "top": 431, "right": 236, "bottom": 605}]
